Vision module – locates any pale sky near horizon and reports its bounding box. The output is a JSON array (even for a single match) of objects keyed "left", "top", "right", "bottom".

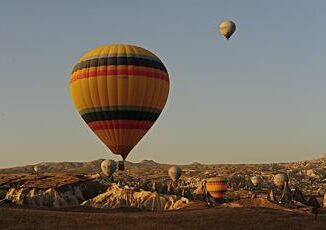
[{"left": 1, "top": 1, "right": 326, "bottom": 168}]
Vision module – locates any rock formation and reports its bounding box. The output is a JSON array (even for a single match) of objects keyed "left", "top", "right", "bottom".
[
  {"left": 82, "top": 184, "right": 189, "bottom": 211},
  {"left": 3, "top": 186, "right": 85, "bottom": 208}
]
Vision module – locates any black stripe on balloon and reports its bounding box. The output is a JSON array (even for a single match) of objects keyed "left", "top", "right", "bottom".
[
  {"left": 81, "top": 110, "right": 160, "bottom": 123},
  {"left": 72, "top": 57, "right": 167, "bottom": 73}
]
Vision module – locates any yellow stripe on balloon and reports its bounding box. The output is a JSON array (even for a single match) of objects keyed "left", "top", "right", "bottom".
[
  {"left": 78, "top": 44, "right": 161, "bottom": 62},
  {"left": 70, "top": 76, "right": 169, "bottom": 111}
]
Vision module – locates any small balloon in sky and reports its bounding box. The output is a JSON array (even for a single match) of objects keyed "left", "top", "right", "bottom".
[{"left": 218, "top": 20, "right": 236, "bottom": 40}]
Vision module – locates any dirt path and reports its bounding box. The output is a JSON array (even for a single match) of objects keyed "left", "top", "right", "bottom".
[{"left": 1, "top": 207, "right": 325, "bottom": 230}]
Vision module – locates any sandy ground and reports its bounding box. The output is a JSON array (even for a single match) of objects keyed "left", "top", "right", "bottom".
[{"left": 1, "top": 206, "right": 326, "bottom": 230}]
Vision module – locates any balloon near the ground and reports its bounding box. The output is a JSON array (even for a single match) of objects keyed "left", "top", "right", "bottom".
[
  {"left": 101, "top": 160, "right": 117, "bottom": 177},
  {"left": 273, "top": 173, "right": 289, "bottom": 188},
  {"left": 206, "top": 176, "right": 228, "bottom": 199},
  {"left": 250, "top": 176, "right": 262, "bottom": 186},
  {"left": 168, "top": 166, "right": 182, "bottom": 182}
]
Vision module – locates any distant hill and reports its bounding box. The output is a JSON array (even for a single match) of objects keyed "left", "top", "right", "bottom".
[
  {"left": 0, "top": 159, "right": 170, "bottom": 175},
  {"left": 0, "top": 159, "right": 104, "bottom": 174},
  {"left": 0, "top": 155, "right": 325, "bottom": 178}
]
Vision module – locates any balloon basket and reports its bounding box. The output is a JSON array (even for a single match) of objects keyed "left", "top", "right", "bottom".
[{"left": 118, "top": 161, "right": 125, "bottom": 171}]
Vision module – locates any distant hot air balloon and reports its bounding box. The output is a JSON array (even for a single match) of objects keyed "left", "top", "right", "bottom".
[
  {"left": 168, "top": 166, "right": 182, "bottom": 182},
  {"left": 101, "top": 159, "right": 117, "bottom": 177},
  {"left": 70, "top": 44, "right": 170, "bottom": 167},
  {"left": 273, "top": 173, "right": 289, "bottom": 188},
  {"left": 250, "top": 176, "right": 262, "bottom": 187},
  {"left": 206, "top": 176, "right": 227, "bottom": 199},
  {"left": 218, "top": 20, "right": 236, "bottom": 40}
]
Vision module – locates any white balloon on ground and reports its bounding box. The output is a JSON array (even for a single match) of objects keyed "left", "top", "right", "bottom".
[
  {"left": 250, "top": 176, "right": 262, "bottom": 186},
  {"left": 168, "top": 166, "right": 182, "bottom": 182},
  {"left": 273, "top": 173, "right": 289, "bottom": 188},
  {"left": 101, "top": 160, "right": 117, "bottom": 177}
]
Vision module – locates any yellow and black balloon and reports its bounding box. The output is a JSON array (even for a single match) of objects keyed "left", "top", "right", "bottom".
[
  {"left": 206, "top": 177, "right": 228, "bottom": 199},
  {"left": 70, "top": 44, "right": 169, "bottom": 161}
]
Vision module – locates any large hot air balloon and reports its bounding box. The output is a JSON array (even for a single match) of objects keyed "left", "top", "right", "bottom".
[
  {"left": 168, "top": 166, "right": 182, "bottom": 182},
  {"left": 218, "top": 20, "right": 236, "bottom": 40},
  {"left": 206, "top": 177, "right": 227, "bottom": 199},
  {"left": 70, "top": 44, "right": 170, "bottom": 166},
  {"left": 101, "top": 159, "right": 117, "bottom": 177}
]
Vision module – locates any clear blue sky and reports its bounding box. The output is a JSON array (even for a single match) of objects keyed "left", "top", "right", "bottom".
[{"left": 1, "top": 0, "right": 326, "bottom": 168}]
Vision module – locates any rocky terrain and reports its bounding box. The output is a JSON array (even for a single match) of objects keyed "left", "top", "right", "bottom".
[
  {"left": 1, "top": 155, "right": 325, "bottom": 196},
  {"left": 0, "top": 155, "right": 326, "bottom": 229},
  {"left": 0, "top": 172, "right": 190, "bottom": 211}
]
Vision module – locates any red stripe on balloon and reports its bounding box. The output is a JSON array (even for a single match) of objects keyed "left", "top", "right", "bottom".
[
  {"left": 88, "top": 120, "right": 153, "bottom": 131},
  {"left": 70, "top": 67, "right": 169, "bottom": 83}
]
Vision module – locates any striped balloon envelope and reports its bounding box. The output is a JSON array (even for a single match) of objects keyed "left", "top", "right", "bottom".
[
  {"left": 206, "top": 177, "right": 228, "bottom": 199},
  {"left": 70, "top": 44, "right": 169, "bottom": 160}
]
